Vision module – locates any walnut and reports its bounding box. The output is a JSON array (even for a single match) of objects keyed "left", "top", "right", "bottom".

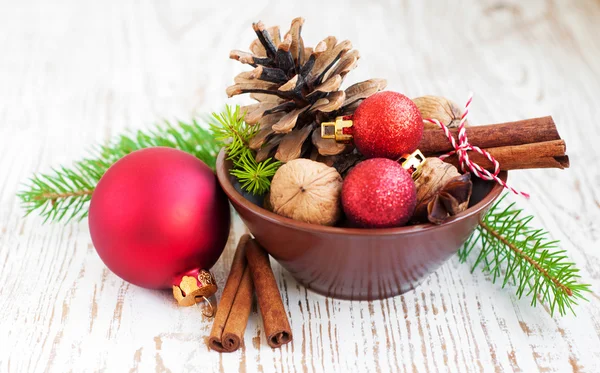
[
  {"left": 411, "top": 157, "right": 473, "bottom": 224},
  {"left": 414, "top": 158, "right": 461, "bottom": 204},
  {"left": 412, "top": 96, "right": 467, "bottom": 130},
  {"left": 269, "top": 159, "right": 343, "bottom": 226}
]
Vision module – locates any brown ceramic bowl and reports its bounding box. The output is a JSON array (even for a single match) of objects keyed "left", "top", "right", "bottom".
[{"left": 216, "top": 150, "right": 506, "bottom": 300}]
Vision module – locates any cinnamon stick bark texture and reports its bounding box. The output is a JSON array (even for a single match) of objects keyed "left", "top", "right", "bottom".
[
  {"left": 246, "top": 239, "right": 292, "bottom": 348},
  {"left": 444, "top": 140, "right": 569, "bottom": 171},
  {"left": 419, "top": 116, "right": 561, "bottom": 155},
  {"left": 418, "top": 116, "right": 569, "bottom": 171},
  {"left": 208, "top": 234, "right": 254, "bottom": 353}
]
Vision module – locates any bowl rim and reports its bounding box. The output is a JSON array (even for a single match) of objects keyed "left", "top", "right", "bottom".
[{"left": 216, "top": 149, "right": 506, "bottom": 237}]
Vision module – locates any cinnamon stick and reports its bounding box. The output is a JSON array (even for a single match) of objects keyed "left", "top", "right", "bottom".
[
  {"left": 419, "top": 116, "right": 561, "bottom": 155},
  {"left": 246, "top": 239, "right": 292, "bottom": 348},
  {"left": 208, "top": 235, "right": 254, "bottom": 352},
  {"left": 442, "top": 140, "right": 570, "bottom": 171}
]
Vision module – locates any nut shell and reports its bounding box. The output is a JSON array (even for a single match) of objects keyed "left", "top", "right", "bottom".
[
  {"left": 411, "top": 157, "right": 473, "bottom": 224},
  {"left": 269, "top": 159, "right": 343, "bottom": 226},
  {"left": 412, "top": 96, "right": 466, "bottom": 130},
  {"left": 414, "top": 158, "right": 461, "bottom": 205}
]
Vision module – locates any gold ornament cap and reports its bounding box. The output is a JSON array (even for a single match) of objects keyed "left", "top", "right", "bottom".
[
  {"left": 321, "top": 116, "right": 354, "bottom": 143},
  {"left": 399, "top": 150, "right": 427, "bottom": 180},
  {"left": 172, "top": 269, "right": 217, "bottom": 307}
]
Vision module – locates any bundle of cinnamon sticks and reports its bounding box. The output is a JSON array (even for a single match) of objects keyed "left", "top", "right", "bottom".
[
  {"left": 208, "top": 235, "right": 292, "bottom": 352},
  {"left": 419, "top": 116, "right": 569, "bottom": 171}
]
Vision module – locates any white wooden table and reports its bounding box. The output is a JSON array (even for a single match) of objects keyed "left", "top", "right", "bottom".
[{"left": 1, "top": 1, "right": 600, "bottom": 372}]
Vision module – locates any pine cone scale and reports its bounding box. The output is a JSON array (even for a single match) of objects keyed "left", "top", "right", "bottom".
[
  {"left": 311, "top": 130, "right": 351, "bottom": 156},
  {"left": 252, "top": 22, "right": 278, "bottom": 58},
  {"left": 250, "top": 93, "right": 285, "bottom": 103},
  {"left": 287, "top": 17, "right": 305, "bottom": 64},
  {"left": 275, "top": 123, "right": 314, "bottom": 162},
  {"left": 241, "top": 102, "right": 280, "bottom": 124},
  {"left": 272, "top": 108, "right": 306, "bottom": 133},
  {"left": 310, "top": 91, "right": 345, "bottom": 113}
]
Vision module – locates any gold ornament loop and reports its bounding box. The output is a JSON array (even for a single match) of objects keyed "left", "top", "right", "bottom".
[{"left": 196, "top": 295, "right": 216, "bottom": 318}]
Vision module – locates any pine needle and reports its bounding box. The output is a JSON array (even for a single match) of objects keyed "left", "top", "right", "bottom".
[
  {"left": 458, "top": 194, "right": 590, "bottom": 316},
  {"left": 17, "top": 119, "right": 220, "bottom": 223},
  {"left": 209, "top": 105, "right": 280, "bottom": 196}
]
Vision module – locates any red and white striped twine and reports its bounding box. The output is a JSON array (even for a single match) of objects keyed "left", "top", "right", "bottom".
[{"left": 423, "top": 93, "right": 530, "bottom": 198}]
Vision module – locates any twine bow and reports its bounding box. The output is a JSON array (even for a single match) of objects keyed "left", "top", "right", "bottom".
[{"left": 423, "top": 94, "right": 530, "bottom": 198}]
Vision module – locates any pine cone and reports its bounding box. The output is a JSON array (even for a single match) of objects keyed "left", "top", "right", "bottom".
[{"left": 227, "top": 17, "right": 387, "bottom": 163}]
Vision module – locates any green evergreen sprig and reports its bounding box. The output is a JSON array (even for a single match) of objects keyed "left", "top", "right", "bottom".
[
  {"left": 459, "top": 194, "right": 590, "bottom": 316},
  {"left": 17, "top": 120, "right": 220, "bottom": 223},
  {"left": 209, "top": 105, "right": 280, "bottom": 195}
]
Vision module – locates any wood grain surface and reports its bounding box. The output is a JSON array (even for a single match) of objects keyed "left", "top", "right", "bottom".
[{"left": 1, "top": 0, "right": 599, "bottom": 372}]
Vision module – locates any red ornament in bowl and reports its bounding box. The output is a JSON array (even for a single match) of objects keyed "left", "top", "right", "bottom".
[
  {"left": 352, "top": 91, "right": 423, "bottom": 159},
  {"left": 89, "top": 147, "right": 230, "bottom": 306},
  {"left": 342, "top": 158, "right": 417, "bottom": 228}
]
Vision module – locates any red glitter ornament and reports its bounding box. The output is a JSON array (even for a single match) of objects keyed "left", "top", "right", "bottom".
[
  {"left": 89, "top": 147, "right": 230, "bottom": 306},
  {"left": 342, "top": 158, "right": 416, "bottom": 228},
  {"left": 352, "top": 91, "right": 423, "bottom": 159}
]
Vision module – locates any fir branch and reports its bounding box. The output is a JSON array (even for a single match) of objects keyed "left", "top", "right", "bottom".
[
  {"left": 209, "top": 105, "right": 280, "bottom": 195},
  {"left": 459, "top": 194, "right": 590, "bottom": 316},
  {"left": 18, "top": 119, "right": 219, "bottom": 223}
]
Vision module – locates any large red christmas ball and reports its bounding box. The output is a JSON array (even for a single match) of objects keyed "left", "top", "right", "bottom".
[
  {"left": 89, "top": 147, "right": 230, "bottom": 290},
  {"left": 342, "top": 158, "right": 416, "bottom": 228},
  {"left": 352, "top": 91, "right": 423, "bottom": 159}
]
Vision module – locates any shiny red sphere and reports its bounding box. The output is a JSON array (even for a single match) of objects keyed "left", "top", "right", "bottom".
[
  {"left": 342, "top": 158, "right": 416, "bottom": 228},
  {"left": 352, "top": 91, "right": 423, "bottom": 159},
  {"left": 89, "top": 147, "right": 230, "bottom": 289}
]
